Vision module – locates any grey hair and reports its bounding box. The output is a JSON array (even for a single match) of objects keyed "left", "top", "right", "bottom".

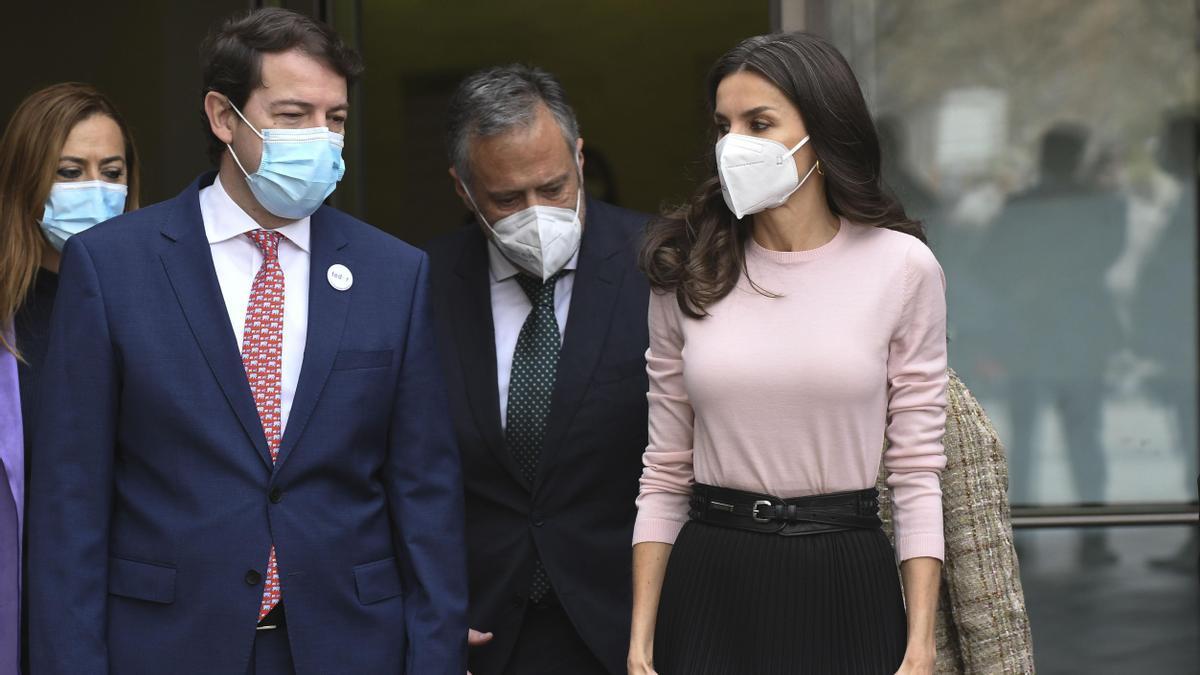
[{"left": 447, "top": 64, "right": 581, "bottom": 187}]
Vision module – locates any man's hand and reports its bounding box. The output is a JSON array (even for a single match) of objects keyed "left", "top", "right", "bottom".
[
  {"left": 468, "top": 628, "right": 494, "bottom": 647},
  {"left": 465, "top": 629, "right": 494, "bottom": 675}
]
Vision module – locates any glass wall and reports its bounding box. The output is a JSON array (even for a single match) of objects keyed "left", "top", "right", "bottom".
[
  {"left": 814, "top": 0, "right": 1198, "bottom": 511},
  {"left": 1014, "top": 525, "right": 1199, "bottom": 673},
  {"left": 795, "top": 2, "right": 1200, "bottom": 671}
]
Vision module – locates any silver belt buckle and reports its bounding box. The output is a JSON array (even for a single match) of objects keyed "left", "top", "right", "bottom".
[{"left": 751, "top": 500, "right": 774, "bottom": 523}]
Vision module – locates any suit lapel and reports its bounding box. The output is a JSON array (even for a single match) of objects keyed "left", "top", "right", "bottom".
[
  {"left": 275, "top": 207, "right": 351, "bottom": 469},
  {"left": 452, "top": 230, "right": 528, "bottom": 488},
  {"left": 158, "top": 175, "right": 272, "bottom": 468},
  {"left": 537, "top": 199, "right": 628, "bottom": 488}
]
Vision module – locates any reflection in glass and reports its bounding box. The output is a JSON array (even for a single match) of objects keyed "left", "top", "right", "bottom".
[
  {"left": 825, "top": 0, "right": 1199, "bottom": 507},
  {"left": 1015, "top": 525, "right": 1198, "bottom": 672}
]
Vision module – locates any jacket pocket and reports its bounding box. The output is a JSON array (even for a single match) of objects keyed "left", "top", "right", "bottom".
[
  {"left": 353, "top": 556, "right": 404, "bottom": 605},
  {"left": 108, "top": 557, "right": 176, "bottom": 604},
  {"left": 332, "top": 349, "right": 393, "bottom": 371}
]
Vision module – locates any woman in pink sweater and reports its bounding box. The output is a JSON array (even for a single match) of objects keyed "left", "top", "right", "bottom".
[{"left": 628, "top": 33, "right": 947, "bottom": 675}]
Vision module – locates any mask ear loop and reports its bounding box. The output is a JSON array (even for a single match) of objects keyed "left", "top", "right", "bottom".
[
  {"left": 460, "top": 184, "right": 494, "bottom": 231},
  {"left": 778, "top": 135, "right": 811, "bottom": 164},
  {"left": 570, "top": 150, "right": 585, "bottom": 216},
  {"left": 222, "top": 96, "right": 265, "bottom": 180},
  {"left": 786, "top": 135, "right": 821, "bottom": 186},
  {"left": 798, "top": 159, "right": 821, "bottom": 186}
]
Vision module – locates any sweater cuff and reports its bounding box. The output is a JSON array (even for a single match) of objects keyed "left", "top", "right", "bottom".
[
  {"left": 895, "top": 531, "right": 945, "bottom": 562},
  {"left": 632, "top": 515, "right": 687, "bottom": 546}
]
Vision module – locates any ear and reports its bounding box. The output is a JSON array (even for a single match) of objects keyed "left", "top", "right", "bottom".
[
  {"left": 448, "top": 167, "right": 475, "bottom": 211},
  {"left": 575, "top": 137, "right": 585, "bottom": 174},
  {"left": 204, "top": 91, "right": 237, "bottom": 146}
]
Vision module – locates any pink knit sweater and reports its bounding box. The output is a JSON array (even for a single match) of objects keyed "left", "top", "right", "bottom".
[{"left": 633, "top": 220, "right": 948, "bottom": 561}]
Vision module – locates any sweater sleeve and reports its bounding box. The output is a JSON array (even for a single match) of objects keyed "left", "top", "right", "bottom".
[
  {"left": 632, "top": 289, "right": 695, "bottom": 546},
  {"left": 884, "top": 241, "right": 949, "bottom": 561}
]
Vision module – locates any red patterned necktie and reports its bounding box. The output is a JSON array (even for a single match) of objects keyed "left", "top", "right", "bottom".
[{"left": 243, "top": 229, "right": 285, "bottom": 621}]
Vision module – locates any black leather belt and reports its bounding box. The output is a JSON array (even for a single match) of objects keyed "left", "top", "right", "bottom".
[
  {"left": 256, "top": 603, "right": 287, "bottom": 631},
  {"left": 689, "top": 483, "right": 882, "bottom": 536}
]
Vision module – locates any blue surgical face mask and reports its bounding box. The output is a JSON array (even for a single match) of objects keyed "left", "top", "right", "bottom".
[
  {"left": 39, "top": 180, "right": 128, "bottom": 251},
  {"left": 226, "top": 100, "right": 346, "bottom": 220}
]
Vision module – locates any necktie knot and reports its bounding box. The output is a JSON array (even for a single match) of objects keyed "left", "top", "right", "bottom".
[
  {"left": 246, "top": 230, "right": 284, "bottom": 261},
  {"left": 514, "top": 270, "right": 567, "bottom": 307}
]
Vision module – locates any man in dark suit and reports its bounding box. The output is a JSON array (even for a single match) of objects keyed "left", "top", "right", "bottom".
[
  {"left": 26, "top": 9, "right": 466, "bottom": 674},
  {"left": 426, "top": 65, "right": 650, "bottom": 675}
]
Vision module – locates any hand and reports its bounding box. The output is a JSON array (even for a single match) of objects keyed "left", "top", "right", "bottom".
[
  {"left": 468, "top": 628, "right": 493, "bottom": 647},
  {"left": 465, "top": 629, "right": 494, "bottom": 675},
  {"left": 893, "top": 647, "right": 935, "bottom": 675},
  {"left": 627, "top": 648, "right": 658, "bottom": 675}
]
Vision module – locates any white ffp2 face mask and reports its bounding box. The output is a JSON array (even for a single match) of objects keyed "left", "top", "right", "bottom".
[
  {"left": 716, "top": 133, "right": 820, "bottom": 219},
  {"left": 465, "top": 171, "right": 584, "bottom": 282}
]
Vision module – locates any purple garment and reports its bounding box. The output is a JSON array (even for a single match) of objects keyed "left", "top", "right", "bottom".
[{"left": 1, "top": 325, "right": 22, "bottom": 674}]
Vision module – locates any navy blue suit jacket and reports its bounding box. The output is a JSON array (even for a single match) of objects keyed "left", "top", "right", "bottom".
[
  {"left": 427, "top": 199, "right": 650, "bottom": 675},
  {"left": 27, "top": 173, "right": 468, "bottom": 674}
]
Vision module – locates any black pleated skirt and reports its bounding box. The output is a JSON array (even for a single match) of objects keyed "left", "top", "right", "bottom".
[{"left": 654, "top": 520, "right": 908, "bottom": 675}]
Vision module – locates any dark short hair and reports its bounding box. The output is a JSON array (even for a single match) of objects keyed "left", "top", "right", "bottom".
[
  {"left": 199, "top": 7, "right": 363, "bottom": 165},
  {"left": 446, "top": 64, "right": 580, "bottom": 187}
]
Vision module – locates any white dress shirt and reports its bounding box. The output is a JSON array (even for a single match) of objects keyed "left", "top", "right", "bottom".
[
  {"left": 199, "top": 176, "right": 310, "bottom": 435},
  {"left": 489, "top": 242, "right": 578, "bottom": 429}
]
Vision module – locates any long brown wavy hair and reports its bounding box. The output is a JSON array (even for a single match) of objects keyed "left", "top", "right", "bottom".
[
  {"left": 640, "top": 33, "right": 925, "bottom": 318},
  {"left": 0, "top": 82, "right": 140, "bottom": 357}
]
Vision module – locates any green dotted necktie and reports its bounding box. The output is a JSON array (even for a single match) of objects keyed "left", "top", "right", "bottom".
[{"left": 506, "top": 270, "right": 567, "bottom": 602}]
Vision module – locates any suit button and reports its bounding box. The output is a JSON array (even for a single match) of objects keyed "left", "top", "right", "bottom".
[
  {"left": 532, "top": 511, "right": 544, "bottom": 527},
  {"left": 245, "top": 570, "right": 262, "bottom": 586},
  {"left": 269, "top": 488, "right": 283, "bottom": 504}
]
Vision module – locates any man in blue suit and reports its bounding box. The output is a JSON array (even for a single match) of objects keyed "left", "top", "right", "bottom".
[{"left": 26, "top": 8, "right": 467, "bottom": 674}]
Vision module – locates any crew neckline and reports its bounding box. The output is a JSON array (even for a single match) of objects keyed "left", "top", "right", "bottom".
[{"left": 746, "top": 216, "right": 851, "bottom": 263}]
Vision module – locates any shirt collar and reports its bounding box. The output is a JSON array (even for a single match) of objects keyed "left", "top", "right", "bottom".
[
  {"left": 486, "top": 238, "right": 579, "bottom": 283},
  {"left": 203, "top": 175, "right": 311, "bottom": 253}
]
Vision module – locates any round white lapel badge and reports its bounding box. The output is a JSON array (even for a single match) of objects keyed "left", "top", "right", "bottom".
[{"left": 327, "top": 264, "right": 353, "bottom": 291}]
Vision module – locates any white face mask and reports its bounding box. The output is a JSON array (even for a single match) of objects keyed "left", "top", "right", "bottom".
[
  {"left": 716, "top": 133, "right": 820, "bottom": 219},
  {"left": 464, "top": 167, "right": 584, "bottom": 282}
]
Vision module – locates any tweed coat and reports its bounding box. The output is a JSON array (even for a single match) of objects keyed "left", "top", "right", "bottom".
[{"left": 878, "top": 370, "right": 1036, "bottom": 674}]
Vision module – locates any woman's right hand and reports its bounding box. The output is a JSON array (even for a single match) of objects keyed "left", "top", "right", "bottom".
[{"left": 627, "top": 646, "right": 658, "bottom": 675}]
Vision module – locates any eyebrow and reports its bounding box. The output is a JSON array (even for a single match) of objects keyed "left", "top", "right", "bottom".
[
  {"left": 538, "top": 175, "right": 569, "bottom": 190},
  {"left": 60, "top": 155, "right": 125, "bottom": 164},
  {"left": 714, "top": 105, "right": 778, "bottom": 121},
  {"left": 269, "top": 99, "right": 350, "bottom": 113},
  {"left": 742, "top": 105, "right": 776, "bottom": 117},
  {"left": 488, "top": 173, "right": 571, "bottom": 200}
]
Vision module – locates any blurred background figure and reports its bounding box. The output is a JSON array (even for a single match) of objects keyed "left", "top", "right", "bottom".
[
  {"left": 1133, "top": 114, "right": 1199, "bottom": 573},
  {"left": 0, "top": 81, "right": 139, "bottom": 674},
  {"left": 977, "top": 122, "right": 1126, "bottom": 561}
]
